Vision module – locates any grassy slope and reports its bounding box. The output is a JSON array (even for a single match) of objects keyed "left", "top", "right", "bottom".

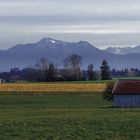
[{"left": 0, "top": 93, "right": 139, "bottom": 140}]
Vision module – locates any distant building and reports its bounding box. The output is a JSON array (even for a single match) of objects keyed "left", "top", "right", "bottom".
[{"left": 112, "top": 80, "right": 140, "bottom": 107}]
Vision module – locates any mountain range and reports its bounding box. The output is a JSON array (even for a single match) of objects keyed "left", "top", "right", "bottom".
[
  {"left": 104, "top": 46, "right": 140, "bottom": 55},
  {"left": 0, "top": 38, "right": 140, "bottom": 71}
]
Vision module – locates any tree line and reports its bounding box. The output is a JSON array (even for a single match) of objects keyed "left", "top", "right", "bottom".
[{"left": 0, "top": 54, "right": 112, "bottom": 82}]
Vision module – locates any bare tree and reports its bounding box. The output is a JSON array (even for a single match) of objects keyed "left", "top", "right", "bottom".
[
  {"left": 35, "top": 57, "right": 49, "bottom": 71},
  {"left": 35, "top": 57, "right": 49, "bottom": 81},
  {"left": 63, "top": 54, "right": 82, "bottom": 81}
]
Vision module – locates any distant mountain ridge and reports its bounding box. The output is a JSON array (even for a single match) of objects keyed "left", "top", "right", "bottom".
[
  {"left": 104, "top": 45, "right": 140, "bottom": 55},
  {"left": 0, "top": 38, "right": 140, "bottom": 71}
]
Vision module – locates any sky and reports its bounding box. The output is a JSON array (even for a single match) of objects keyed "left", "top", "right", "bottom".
[{"left": 0, "top": 0, "right": 140, "bottom": 49}]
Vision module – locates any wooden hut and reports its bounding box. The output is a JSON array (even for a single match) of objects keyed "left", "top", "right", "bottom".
[{"left": 112, "top": 80, "right": 140, "bottom": 107}]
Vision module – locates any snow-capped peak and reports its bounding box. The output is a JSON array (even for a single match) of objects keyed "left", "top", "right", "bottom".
[
  {"left": 39, "top": 38, "right": 56, "bottom": 44},
  {"left": 50, "top": 40, "right": 55, "bottom": 44}
]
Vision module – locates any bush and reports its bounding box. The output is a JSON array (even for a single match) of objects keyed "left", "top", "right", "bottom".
[{"left": 103, "top": 81, "right": 115, "bottom": 101}]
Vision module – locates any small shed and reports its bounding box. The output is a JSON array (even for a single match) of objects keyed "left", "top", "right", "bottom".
[{"left": 112, "top": 80, "right": 140, "bottom": 107}]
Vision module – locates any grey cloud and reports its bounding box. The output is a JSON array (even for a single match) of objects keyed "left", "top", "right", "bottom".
[{"left": 0, "top": 0, "right": 140, "bottom": 49}]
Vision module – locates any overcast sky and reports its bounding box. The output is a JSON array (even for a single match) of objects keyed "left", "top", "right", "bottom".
[{"left": 0, "top": 0, "right": 140, "bottom": 49}]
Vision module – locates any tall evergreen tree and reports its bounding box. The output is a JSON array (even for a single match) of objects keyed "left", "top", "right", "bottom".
[
  {"left": 100, "top": 60, "right": 112, "bottom": 80},
  {"left": 87, "top": 64, "right": 95, "bottom": 80},
  {"left": 47, "top": 63, "right": 57, "bottom": 82}
]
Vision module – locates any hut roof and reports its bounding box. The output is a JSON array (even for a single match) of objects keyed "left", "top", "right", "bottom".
[{"left": 112, "top": 80, "right": 140, "bottom": 95}]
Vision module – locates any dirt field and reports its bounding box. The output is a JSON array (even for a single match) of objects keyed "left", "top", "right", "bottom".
[{"left": 0, "top": 83, "right": 107, "bottom": 92}]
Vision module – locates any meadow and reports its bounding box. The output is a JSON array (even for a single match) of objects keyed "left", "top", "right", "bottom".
[{"left": 0, "top": 92, "right": 139, "bottom": 140}]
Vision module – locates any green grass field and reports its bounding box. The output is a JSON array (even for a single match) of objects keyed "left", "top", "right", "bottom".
[{"left": 0, "top": 93, "right": 139, "bottom": 140}]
